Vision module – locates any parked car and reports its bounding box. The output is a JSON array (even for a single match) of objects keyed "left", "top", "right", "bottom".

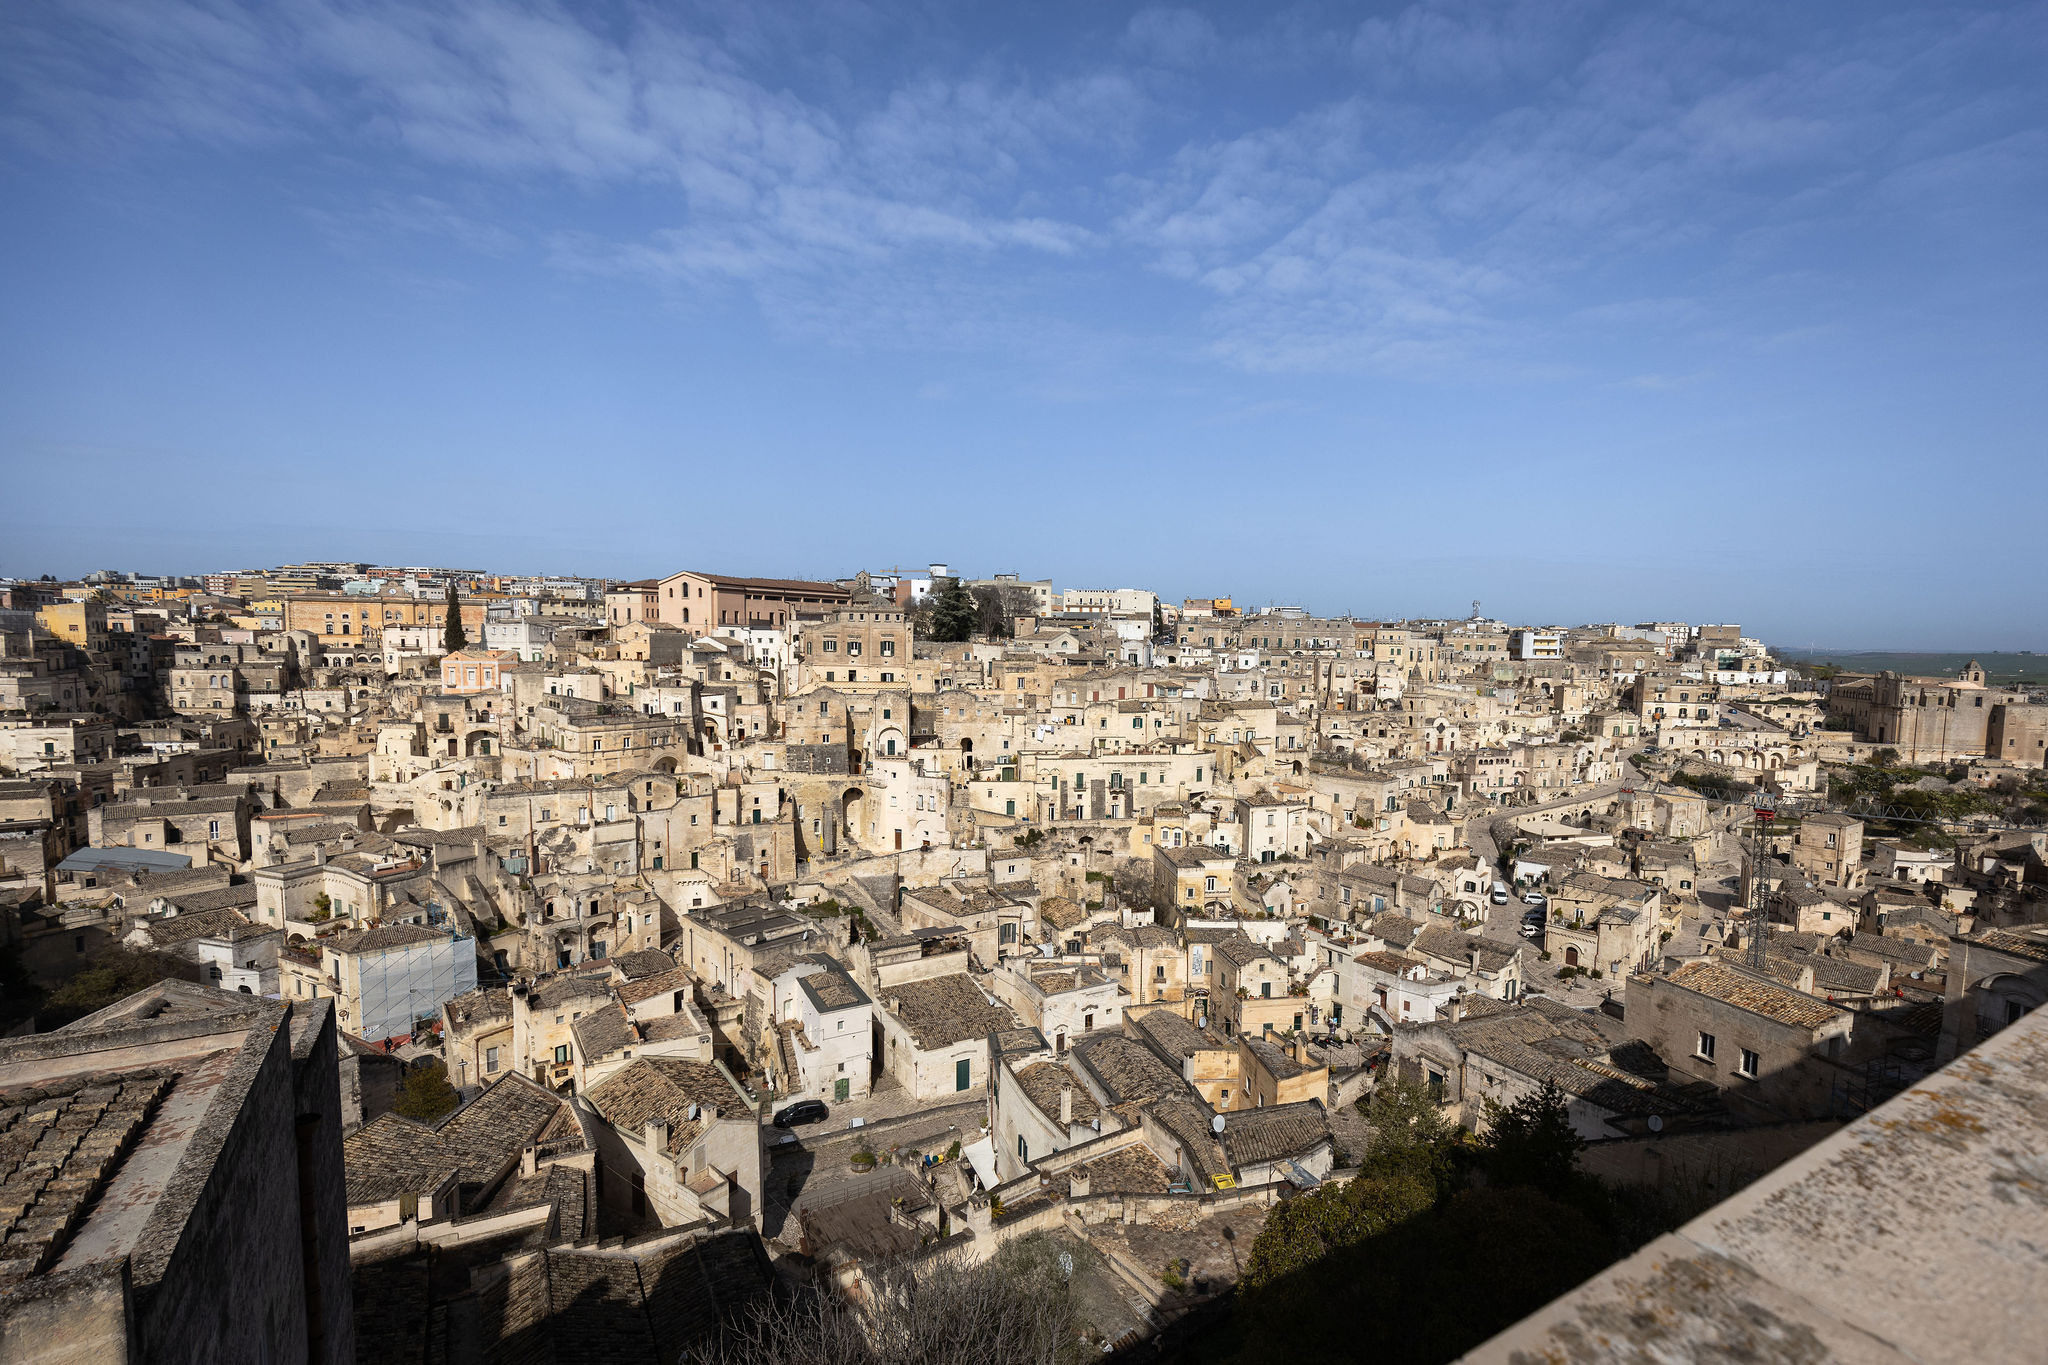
[
  {"left": 1518, "top": 922, "right": 1543, "bottom": 939},
  {"left": 773, "top": 1100, "right": 830, "bottom": 1129},
  {"left": 1522, "top": 891, "right": 1547, "bottom": 906}
]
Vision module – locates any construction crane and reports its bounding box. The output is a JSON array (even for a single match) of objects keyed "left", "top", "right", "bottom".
[{"left": 1743, "top": 794, "right": 1778, "bottom": 971}]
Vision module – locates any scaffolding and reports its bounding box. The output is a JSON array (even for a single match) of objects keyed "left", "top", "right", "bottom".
[{"left": 356, "top": 931, "right": 479, "bottom": 1043}]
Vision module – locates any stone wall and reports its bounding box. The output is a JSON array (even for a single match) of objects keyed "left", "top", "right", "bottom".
[{"left": 135, "top": 1019, "right": 311, "bottom": 1363}]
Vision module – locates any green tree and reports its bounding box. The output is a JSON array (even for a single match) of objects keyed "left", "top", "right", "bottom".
[
  {"left": 1479, "top": 1079, "right": 1585, "bottom": 1197},
  {"left": 1239, "top": 1167, "right": 1432, "bottom": 1292},
  {"left": 1360, "top": 1075, "right": 1465, "bottom": 1195},
  {"left": 395, "top": 1060, "right": 460, "bottom": 1122},
  {"left": 928, "top": 577, "right": 978, "bottom": 642},
  {"left": 39, "top": 949, "right": 179, "bottom": 1029},
  {"left": 442, "top": 580, "right": 467, "bottom": 654}
]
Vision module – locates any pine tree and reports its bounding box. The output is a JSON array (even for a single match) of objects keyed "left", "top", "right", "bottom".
[
  {"left": 929, "top": 577, "right": 979, "bottom": 642},
  {"left": 442, "top": 580, "right": 467, "bottom": 654}
]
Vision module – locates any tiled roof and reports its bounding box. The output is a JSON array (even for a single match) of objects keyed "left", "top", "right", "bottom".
[
  {"left": 132, "top": 905, "right": 257, "bottom": 946},
  {"left": 486, "top": 1161, "right": 594, "bottom": 1241},
  {"left": 443, "top": 986, "right": 512, "bottom": 1029},
  {"left": 1147, "top": 1095, "right": 1230, "bottom": 1180},
  {"left": 1014, "top": 1061, "right": 1101, "bottom": 1126},
  {"left": 1215, "top": 934, "right": 1278, "bottom": 970},
  {"left": 1071, "top": 1033, "right": 1183, "bottom": 1107},
  {"left": 1972, "top": 927, "right": 2048, "bottom": 966},
  {"left": 1219, "top": 1100, "right": 1330, "bottom": 1167},
  {"left": 1132, "top": 1009, "right": 1222, "bottom": 1061},
  {"left": 1665, "top": 960, "right": 1843, "bottom": 1030},
  {"left": 528, "top": 972, "right": 616, "bottom": 1011},
  {"left": 1412, "top": 924, "right": 1521, "bottom": 973},
  {"left": 1073, "top": 1142, "right": 1173, "bottom": 1194},
  {"left": 0, "top": 1069, "right": 175, "bottom": 1286},
  {"left": 326, "top": 924, "right": 452, "bottom": 956},
  {"left": 1038, "top": 896, "right": 1087, "bottom": 930},
  {"left": 154, "top": 883, "right": 261, "bottom": 915},
  {"left": 611, "top": 949, "right": 676, "bottom": 981},
  {"left": 343, "top": 1071, "right": 574, "bottom": 1209},
  {"left": 572, "top": 1003, "right": 635, "bottom": 1060},
  {"left": 583, "top": 1058, "right": 748, "bottom": 1155},
  {"left": 616, "top": 967, "right": 694, "bottom": 1008},
  {"left": 877, "top": 974, "right": 1015, "bottom": 1051}
]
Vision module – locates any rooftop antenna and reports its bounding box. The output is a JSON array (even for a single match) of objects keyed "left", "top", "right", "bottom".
[
  {"left": 1471, "top": 600, "right": 1482, "bottom": 620},
  {"left": 1744, "top": 794, "right": 1777, "bottom": 971}
]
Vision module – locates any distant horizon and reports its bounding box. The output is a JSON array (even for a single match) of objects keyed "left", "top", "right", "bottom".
[
  {"left": 4, "top": 0, "right": 2045, "bottom": 652},
  {"left": 7, "top": 554, "right": 2043, "bottom": 657}
]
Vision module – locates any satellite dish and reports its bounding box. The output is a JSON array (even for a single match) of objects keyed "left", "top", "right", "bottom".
[
  {"left": 1211, "top": 1114, "right": 1226, "bottom": 1134},
  {"left": 1647, "top": 1115, "right": 1663, "bottom": 1133}
]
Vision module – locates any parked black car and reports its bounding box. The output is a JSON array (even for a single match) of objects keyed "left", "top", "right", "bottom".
[{"left": 773, "top": 1100, "right": 830, "bottom": 1128}]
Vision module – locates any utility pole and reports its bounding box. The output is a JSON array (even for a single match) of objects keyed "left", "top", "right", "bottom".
[{"left": 1744, "top": 795, "right": 1777, "bottom": 971}]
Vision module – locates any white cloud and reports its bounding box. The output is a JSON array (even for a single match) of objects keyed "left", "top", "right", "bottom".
[{"left": 4, "top": 0, "right": 2041, "bottom": 374}]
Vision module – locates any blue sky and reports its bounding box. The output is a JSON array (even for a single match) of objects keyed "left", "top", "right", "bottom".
[{"left": 2, "top": 0, "right": 2044, "bottom": 648}]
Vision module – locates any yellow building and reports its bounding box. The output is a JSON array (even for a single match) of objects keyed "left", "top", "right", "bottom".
[
  {"left": 282, "top": 593, "right": 487, "bottom": 648},
  {"left": 36, "top": 600, "right": 109, "bottom": 652}
]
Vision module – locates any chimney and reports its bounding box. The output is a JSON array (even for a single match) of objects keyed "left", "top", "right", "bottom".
[
  {"left": 1445, "top": 996, "right": 1464, "bottom": 1023},
  {"left": 645, "top": 1118, "right": 669, "bottom": 1153},
  {"left": 520, "top": 1145, "right": 537, "bottom": 1177},
  {"left": 314, "top": 844, "right": 327, "bottom": 867},
  {"left": 1060, "top": 1083, "right": 1074, "bottom": 1126}
]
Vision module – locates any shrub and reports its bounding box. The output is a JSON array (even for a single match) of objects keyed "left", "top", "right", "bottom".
[{"left": 394, "top": 1061, "right": 459, "bottom": 1123}]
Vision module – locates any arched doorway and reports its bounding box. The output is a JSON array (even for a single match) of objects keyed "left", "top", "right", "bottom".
[
  {"left": 1564, "top": 946, "right": 1580, "bottom": 967},
  {"left": 842, "top": 788, "right": 864, "bottom": 846}
]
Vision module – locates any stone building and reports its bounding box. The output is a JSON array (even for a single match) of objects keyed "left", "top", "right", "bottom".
[
  {"left": 1791, "top": 812, "right": 1865, "bottom": 889},
  {"left": 0, "top": 983, "right": 354, "bottom": 1364},
  {"left": 1828, "top": 661, "right": 2025, "bottom": 762},
  {"left": 1626, "top": 959, "right": 1856, "bottom": 1122}
]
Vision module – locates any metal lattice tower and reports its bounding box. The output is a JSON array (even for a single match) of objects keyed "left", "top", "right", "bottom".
[{"left": 1744, "top": 797, "right": 1777, "bottom": 971}]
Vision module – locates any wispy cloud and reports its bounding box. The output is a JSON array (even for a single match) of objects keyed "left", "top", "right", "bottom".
[{"left": 4, "top": 0, "right": 2044, "bottom": 375}]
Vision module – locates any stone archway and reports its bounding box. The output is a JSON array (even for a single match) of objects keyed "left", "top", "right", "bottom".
[{"left": 1564, "top": 946, "right": 1580, "bottom": 967}]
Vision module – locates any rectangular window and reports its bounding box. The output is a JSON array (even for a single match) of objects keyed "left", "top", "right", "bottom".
[
  {"left": 956, "top": 1058, "right": 971, "bottom": 1092},
  {"left": 1737, "top": 1048, "right": 1759, "bottom": 1078},
  {"left": 553, "top": 1044, "right": 570, "bottom": 1065},
  {"left": 485, "top": 1046, "right": 499, "bottom": 1072},
  {"left": 1697, "top": 1032, "right": 1717, "bottom": 1062}
]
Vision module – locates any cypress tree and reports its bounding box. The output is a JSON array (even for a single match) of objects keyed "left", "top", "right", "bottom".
[{"left": 442, "top": 580, "right": 468, "bottom": 654}]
